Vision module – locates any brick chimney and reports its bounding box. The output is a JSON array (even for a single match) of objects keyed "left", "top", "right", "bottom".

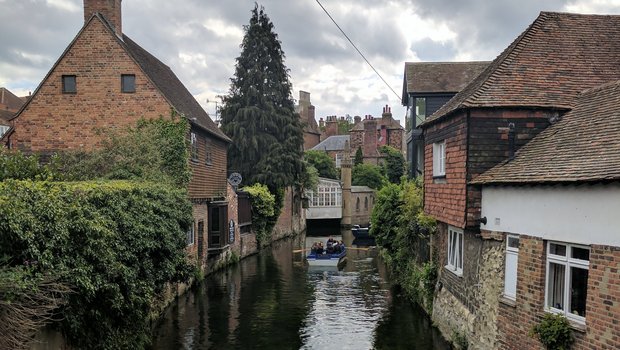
[
  {"left": 382, "top": 104, "right": 392, "bottom": 120},
  {"left": 325, "top": 116, "right": 338, "bottom": 137},
  {"left": 363, "top": 117, "right": 378, "bottom": 157},
  {"left": 84, "top": 0, "right": 122, "bottom": 36}
]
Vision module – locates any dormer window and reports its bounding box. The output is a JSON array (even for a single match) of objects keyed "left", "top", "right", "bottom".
[
  {"left": 121, "top": 74, "right": 135, "bottom": 93},
  {"left": 62, "top": 75, "right": 76, "bottom": 94}
]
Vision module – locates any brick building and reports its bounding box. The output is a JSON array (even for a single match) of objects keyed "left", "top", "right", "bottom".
[
  {"left": 295, "top": 90, "right": 320, "bottom": 150},
  {"left": 473, "top": 80, "right": 620, "bottom": 350},
  {"left": 3, "top": 0, "right": 238, "bottom": 270},
  {"left": 349, "top": 105, "right": 404, "bottom": 165},
  {"left": 401, "top": 61, "right": 489, "bottom": 178},
  {"left": 419, "top": 12, "right": 620, "bottom": 348},
  {"left": 0, "top": 87, "right": 25, "bottom": 137}
]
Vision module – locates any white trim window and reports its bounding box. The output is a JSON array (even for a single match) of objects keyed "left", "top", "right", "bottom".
[
  {"left": 447, "top": 226, "right": 463, "bottom": 276},
  {"left": 545, "top": 241, "right": 589, "bottom": 324},
  {"left": 190, "top": 132, "right": 198, "bottom": 161},
  {"left": 433, "top": 141, "right": 446, "bottom": 177},
  {"left": 504, "top": 235, "right": 520, "bottom": 300},
  {"left": 186, "top": 222, "right": 195, "bottom": 246},
  {"left": 335, "top": 153, "right": 343, "bottom": 168}
]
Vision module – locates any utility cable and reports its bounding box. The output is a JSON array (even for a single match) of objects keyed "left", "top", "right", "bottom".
[{"left": 315, "top": 0, "right": 402, "bottom": 103}]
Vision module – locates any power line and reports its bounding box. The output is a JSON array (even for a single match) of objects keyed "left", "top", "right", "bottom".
[{"left": 314, "top": 0, "right": 402, "bottom": 102}]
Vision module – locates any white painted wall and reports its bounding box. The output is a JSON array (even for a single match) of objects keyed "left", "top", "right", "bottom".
[
  {"left": 481, "top": 183, "right": 620, "bottom": 246},
  {"left": 306, "top": 206, "right": 342, "bottom": 219}
]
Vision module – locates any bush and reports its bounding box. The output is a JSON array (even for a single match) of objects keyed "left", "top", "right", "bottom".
[
  {"left": 243, "top": 183, "right": 277, "bottom": 247},
  {"left": 352, "top": 163, "right": 386, "bottom": 189},
  {"left": 0, "top": 180, "right": 193, "bottom": 349},
  {"left": 304, "top": 150, "right": 338, "bottom": 179},
  {"left": 530, "top": 313, "right": 574, "bottom": 350},
  {"left": 0, "top": 116, "right": 191, "bottom": 188}
]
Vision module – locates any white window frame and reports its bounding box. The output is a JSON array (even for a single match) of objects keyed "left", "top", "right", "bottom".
[
  {"left": 503, "top": 235, "right": 520, "bottom": 300},
  {"left": 190, "top": 132, "right": 198, "bottom": 161},
  {"left": 446, "top": 226, "right": 463, "bottom": 276},
  {"left": 433, "top": 141, "right": 446, "bottom": 177},
  {"left": 544, "top": 241, "right": 589, "bottom": 325},
  {"left": 335, "top": 153, "right": 343, "bottom": 168},
  {"left": 186, "top": 221, "right": 195, "bottom": 246}
]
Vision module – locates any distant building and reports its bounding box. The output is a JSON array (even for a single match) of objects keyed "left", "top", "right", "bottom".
[
  {"left": 310, "top": 134, "right": 350, "bottom": 168},
  {"left": 401, "top": 61, "right": 488, "bottom": 177},
  {"left": 0, "top": 87, "right": 27, "bottom": 138},
  {"left": 314, "top": 105, "right": 404, "bottom": 166},
  {"left": 295, "top": 91, "right": 320, "bottom": 150}
]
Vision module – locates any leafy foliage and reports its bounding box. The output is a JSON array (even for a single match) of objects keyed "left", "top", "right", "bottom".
[
  {"left": 299, "top": 162, "right": 319, "bottom": 193},
  {"left": 220, "top": 4, "right": 303, "bottom": 192},
  {"left": 0, "top": 180, "right": 193, "bottom": 349},
  {"left": 304, "top": 150, "right": 338, "bottom": 179},
  {"left": 0, "top": 116, "right": 191, "bottom": 188},
  {"left": 354, "top": 147, "right": 364, "bottom": 166},
  {"left": 352, "top": 163, "right": 386, "bottom": 189},
  {"left": 371, "top": 178, "right": 438, "bottom": 311},
  {"left": 243, "top": 183, "right": 277, "bottom": 247},
  {"left": 379, "top": 145, "right": 405, "bottom": 184},
  {"left": 530, "top": 313, "right": 574, "bottom": 350}
]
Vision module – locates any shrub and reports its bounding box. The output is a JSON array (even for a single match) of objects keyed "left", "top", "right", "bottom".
[
  {"left": 0, "top": 180, "right": 193, "bottom": 349},
  {"left": 304, "top": 150, "right": 338, "bottom": 179},
  {"left": 352, "top": 163, "right": 386, "bottom": 189},
  {"left": 530, "top": 313, "right": 574, "bottom": 350},
  {"left": 243, "top": 183, "right": 277, "bottom": 247}
]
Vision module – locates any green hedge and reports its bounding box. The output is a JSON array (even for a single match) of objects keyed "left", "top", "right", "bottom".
[{"left": 0, "top": 180, "right": 193, "bottom": 349}]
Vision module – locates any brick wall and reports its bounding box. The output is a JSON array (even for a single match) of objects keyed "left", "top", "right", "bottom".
[
  {"left": 423, "top": 112, "right": 467, "bottom": 228},
  {"left": 12, "top": 18, "right": 171, "bottom": 152},
  {"left": 188, "top": 127, "right": 228, "bottom": 200},
  {"left": 387, "top": 128, "right": 403, "bottom": 152},
  {"left": 496, "top": 236, "right": 620, "bottom": 350}
]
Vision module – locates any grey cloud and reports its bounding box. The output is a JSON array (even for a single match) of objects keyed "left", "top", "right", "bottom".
[{"left": 411, "top": 38, "right": 458, "bottom": 61}]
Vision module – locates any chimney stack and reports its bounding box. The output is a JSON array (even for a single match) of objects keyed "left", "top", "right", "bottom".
[
  {"left": 382, "top": 104, "right": 392, "bottom": 120},
  {"left": 84, "top": 0, "right": 122, "bottom": 36}
]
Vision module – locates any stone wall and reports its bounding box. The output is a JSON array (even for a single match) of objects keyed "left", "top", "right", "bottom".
[
  {"left": 273, "top": 186, "right": 306, "bottom": 240},
  {"left": 431, "top": 222, "right": 505, "bottom": 349}
]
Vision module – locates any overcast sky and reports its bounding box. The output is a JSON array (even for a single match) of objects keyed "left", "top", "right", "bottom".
[{"left": 1, "top": 0, "right": 620, "bottom": 124}]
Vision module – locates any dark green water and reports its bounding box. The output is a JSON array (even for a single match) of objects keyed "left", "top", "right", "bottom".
[{"left": 151, "top": 233, "right": 450, "bottom": 350}]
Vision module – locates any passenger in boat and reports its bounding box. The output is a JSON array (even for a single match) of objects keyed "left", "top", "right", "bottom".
[{"left": 316, "top": 242, "right": 324, "bottom": 254}]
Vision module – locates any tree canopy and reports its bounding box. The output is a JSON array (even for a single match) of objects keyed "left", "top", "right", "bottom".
[
  {"left": 354, "top": 147, "right": 364, "bottom": 166},
  {"left": 304, "top": 150, "right": 338, "bottom": 179},
  {"left": 220, "top": 4, "right": 303, "bottom": 192},
  {"left": 379, "top": 146, "right": 405, "bottom": 184},
  {"left": 352, "top": 163, "right": 386, "bottom": 189}
]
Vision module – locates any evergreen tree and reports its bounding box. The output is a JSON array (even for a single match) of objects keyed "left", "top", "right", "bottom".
[
  {"left": 354, "top": 147, "right": 364, "bottom": 166},
  {"left": 220, "top": 4, "right": 303, "bottom": 192}
]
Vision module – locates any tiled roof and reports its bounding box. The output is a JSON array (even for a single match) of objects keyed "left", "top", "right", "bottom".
[
  {"left": 0, "top": 88, "right": 25, "bottom": 111},
  {"left": 403, "top": 61, "right": 489, "bottom": 94},
  {"left": 0, "top": 109, "right": 15, "bottom": 123},
  {"left": 351, "top": 185, "right": 373, "bottom": 193},
  {"left": 311, "top": 135, "right": 350, "bottom": 152},
  {"left": 121, "top": 35, "right": 230, "bottom": 142},
  {"left": 472, "top": 80, "right": 620, "bottom": 185},
  {"left": 422, "top": 12, "right": 620, "bottom": 127}
]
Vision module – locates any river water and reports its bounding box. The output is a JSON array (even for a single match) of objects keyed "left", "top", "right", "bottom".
[{"left": 151, "top": 232, "right": 450, "bottom": 350}]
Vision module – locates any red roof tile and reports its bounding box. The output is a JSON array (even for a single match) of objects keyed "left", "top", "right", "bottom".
[
  {"left": 422, "top": 12, "right": 620, "bottom": 127},
  {"left": 403, "top": 61, "right": 489, "bottom": 94}
]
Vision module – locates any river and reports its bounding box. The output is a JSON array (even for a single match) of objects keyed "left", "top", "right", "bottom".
[{"left": 150, "top": 231, "right": 450, "bottom": 350}]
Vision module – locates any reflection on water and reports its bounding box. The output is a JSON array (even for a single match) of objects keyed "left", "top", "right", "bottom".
[{"left": 151, "top": 231, "right": 449, "bottom": 350}]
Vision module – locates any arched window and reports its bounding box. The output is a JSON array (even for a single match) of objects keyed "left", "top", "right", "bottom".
[
  {"left": 364, "top": 197, "right": 368, "bottom": 211},
  {"left": 356, "top": 197, "right": 360, "bottom": 212}
]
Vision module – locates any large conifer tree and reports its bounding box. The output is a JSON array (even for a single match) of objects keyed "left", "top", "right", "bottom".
[{"left": 220, "top": 4, "right": 303, "bottom": 192}]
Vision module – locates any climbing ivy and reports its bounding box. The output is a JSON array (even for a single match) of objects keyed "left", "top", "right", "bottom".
[{"left": 243, "top": 183, "right": 277, "bottom": 247}]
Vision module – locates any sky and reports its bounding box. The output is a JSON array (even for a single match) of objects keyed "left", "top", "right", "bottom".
[{"left": 1, "top": 0, "right": 620, "bottom": 125}]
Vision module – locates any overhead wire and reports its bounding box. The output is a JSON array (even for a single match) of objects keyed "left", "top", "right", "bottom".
[{"left": 314, "top": 0, "right": 402, "bottom": 103}]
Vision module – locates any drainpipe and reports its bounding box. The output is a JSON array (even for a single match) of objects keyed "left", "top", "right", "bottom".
[{"left": 508, "top": 123, "right": 516, "bottom": 160}]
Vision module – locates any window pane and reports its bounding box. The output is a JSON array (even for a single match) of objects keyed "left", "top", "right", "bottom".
[
  {"left": 415, "top": 97, "right": 426, "bottom": 120},
  {"left": 505, "top": 251, "right": 518, "bottom": 298},
  {"left": 571, "top": 247, "right": 590, "bottom": 261},
  {"left": 211, "top": 207, "right": 220, "bottom": 231},
  {"left": 457, "top": 232, "right": 462, "bottom": 269},
  {"left": 550, "top": 243, "right": 567, "bottom": 256},
  {"left": 121, "top": 74, "right": 135, "bottom": 93},
  {"left": 569, "top": 267, "right": 588, "bottom": 317},
  {"left": 62, "top": 75, "right": 76, "bottom": 93},
  {"left": 547, "top": 262, "right": 566, "bottom": 310},
  {"left": 508, "top": 236, "right": 520, "bottom": 249}
]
